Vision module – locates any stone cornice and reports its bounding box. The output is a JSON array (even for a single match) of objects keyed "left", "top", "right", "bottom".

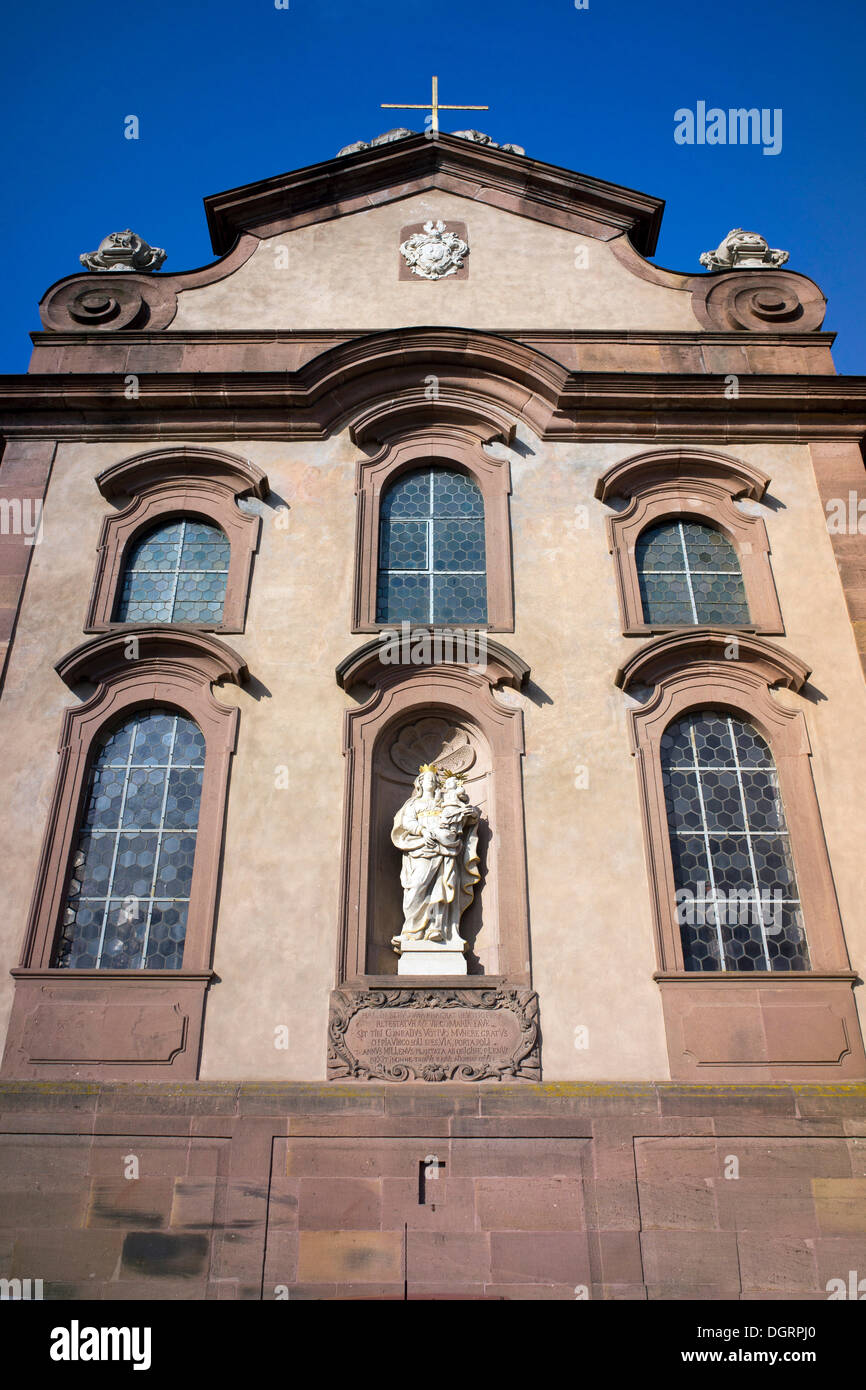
[
  {"left": 554, "top": 374, "right": 866, "bottom": 408},
  {"left": 28, "top": 327, "right": 839, "bottom": 351},
  {"left": 1, "top": 1078, "right": 864, "bottom": 1109},
  {"left": 2, "top": 370, "right": 864, "bottom": 442},
  {"left": 25, "top": 326, "right": 838, "bottom": 383},
  {"left": 202, "top": 132, "right": 665, "bottom": 256}
]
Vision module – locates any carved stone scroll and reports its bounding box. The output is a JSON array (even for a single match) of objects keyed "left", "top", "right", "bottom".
[{"left": 690, "top": 270, "right": 826, "bottom": 332}]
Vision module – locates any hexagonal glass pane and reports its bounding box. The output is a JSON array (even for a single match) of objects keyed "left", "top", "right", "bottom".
[
  {"left": 377, "top": 466, "right": 487, "bottom": 623},
  {"left": 636, "top": 520, "right": 750, "bottom": 626},
  {"left": 116, "top": 517, "right": 229, "bottom": 624},
  {"left": 53, "top": 708, "right": 203, "bottom": 970},
  {"left": 661, "top": 710, "right": 808, "bottom": 972}
]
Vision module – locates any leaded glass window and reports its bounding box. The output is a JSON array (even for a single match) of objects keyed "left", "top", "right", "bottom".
[
  {"left": 54, "top": 709, "right": 205, "bottom": 970},
  {"left": 376, "top": 467, "right": 487, "bottom": 624},
  {"left": 661, "top": 711, "right": 809, "bottom": 973},
  {"left": 637, "top": 520, "right": 749, "bottom": 626},
  {"left": 116, "top": 518, "right": 230, "bottom": 624}
]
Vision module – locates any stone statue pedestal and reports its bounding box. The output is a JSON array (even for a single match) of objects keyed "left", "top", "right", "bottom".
[{"left": 395, "top": 941, "right": 467, "bottom": 976}]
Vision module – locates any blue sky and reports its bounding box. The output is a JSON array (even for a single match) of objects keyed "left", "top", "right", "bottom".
[{"left": 2, "top": 0, "right": 864, "bottom": 371}]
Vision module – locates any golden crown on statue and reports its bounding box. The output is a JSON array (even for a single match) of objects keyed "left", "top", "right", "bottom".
[{"left": 416, "top": 762, "right": 468, "bottom": 785}]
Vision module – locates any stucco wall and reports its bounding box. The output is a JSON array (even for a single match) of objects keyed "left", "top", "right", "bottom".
[
  {"left": 172, "top": 191, "right": 700, "bottom": 333},
  {"left": 1, "top": 423, "right": 864, "bottom": 1081}
]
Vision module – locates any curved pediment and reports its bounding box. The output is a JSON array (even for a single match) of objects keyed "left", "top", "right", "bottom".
[
  {"left": 336, "top": 635, "right": 530, "bottom": 694},
  {"left": 595, "top": 447, "right": 771, "bottom": 504},
  {"left": 615, "top": 629, "right": 810, "bottom": 694},
  {"left": 294, "top": 327, "right": 568, "bottom": 443},
  {"left": 96, "top": 445, "right": 269, "bottom": 501},
  {"left": 56, "top": 628, "right": 248, "bottom": 690}
]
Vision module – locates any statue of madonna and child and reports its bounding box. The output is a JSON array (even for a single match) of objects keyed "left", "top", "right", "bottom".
[{"left": 390, "top": 764, "right": 482, "bottom": 975}]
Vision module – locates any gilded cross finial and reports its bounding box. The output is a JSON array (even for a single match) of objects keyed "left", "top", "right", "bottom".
[{"left": 381, "top": 75, "right": 489, "bottom": 136}]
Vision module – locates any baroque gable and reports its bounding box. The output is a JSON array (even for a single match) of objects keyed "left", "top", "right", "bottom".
[{"left": 33, "top": 132, "right": 826, "bottom": 342}]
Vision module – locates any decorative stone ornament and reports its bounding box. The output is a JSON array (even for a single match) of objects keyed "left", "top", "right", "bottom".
[
  {"left": 390, "top": 719, "right": 475, "bottom": 777},
  {"left": 327, "top": 985, "right": 541, "bottom": 1082},
  {"left": 80, "top": 229, "right": 166, "bottom": 273},
  {"left": 450, "top": 129, "right": 526, "bottom": 155},
  {"left": 336, "top": 127, "right": 525, "bottom": 158},
  {"left": 699, "top": 228, "right": 789, "bottom": 271},
  {"left": 399, "top": 219, "right": 469, "bottom": 280},
  {"left": 337, "top": 128, "right": 415, "bottom": 156}
]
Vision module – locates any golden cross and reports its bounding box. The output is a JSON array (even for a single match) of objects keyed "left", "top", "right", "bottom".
[{"left": 382, "top": 75, "right": 489, "bottom": 136}]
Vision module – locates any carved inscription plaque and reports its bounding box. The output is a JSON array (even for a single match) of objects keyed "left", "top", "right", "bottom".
[
  {"left": 327, "top": 986, "right": 540, "bottom": 1082},
  {"left": 349, "top": 1007, "right": 516, "bottom": 1070}
]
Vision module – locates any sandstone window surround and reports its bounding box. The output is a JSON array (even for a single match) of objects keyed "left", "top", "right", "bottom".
[
  {"left": 616, "top": 630, "right": 865, "bottom": 1081},
  {"left": 352, "top": 430, "right": 515, "bottom": 633},
  {"left": 596, "top": 448, "right": 784, "bottom": 636},
  {"left": 1, "top": 628, "right": 247, "bottom": 1081},
  {"left": 84, "top": 446, "right": 269, "bottom": 635},
  {"left": 333, "top": 638, "right": 531, "bottom": 985}
]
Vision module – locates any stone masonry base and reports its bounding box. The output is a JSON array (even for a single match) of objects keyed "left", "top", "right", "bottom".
[{"left": 0, "top": 1081, "right": 864, "bottom": 1300}]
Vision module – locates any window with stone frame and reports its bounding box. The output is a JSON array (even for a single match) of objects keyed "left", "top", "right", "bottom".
[
  {"left": 84, "top": 446, "right": 269, "bottom": 636},
  {"left": 376, "top": 466, "right": 488, "bottom": 625},
  {"left": 617, "top": 631, "right": 865, "bottom": 1080},
  {"left": 596, "top": 449, "right": 785, "bottom": 637},
  {"left": 3, "top": 628, "right": 245, "bottom": 1079},
  {"left": 637, "top": 519, "right": 750, "bottom": 627},
  {"left": 661, "top": 709, "right": 808, "bottom": 973},
  {"left": 55, "top": 708, "right": 206, "bottom": 971},
  {"left": 115, "top": 517, "right": 230, "bottom": 625}
]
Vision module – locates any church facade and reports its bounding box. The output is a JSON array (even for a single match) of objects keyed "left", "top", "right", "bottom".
[{"left": 0, "top": 130, "right": 864, "bottom": 1299}]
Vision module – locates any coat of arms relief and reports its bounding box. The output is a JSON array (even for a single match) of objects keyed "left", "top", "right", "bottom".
[{"left": 399, "top": 219, "right": 469, "bottom": 279}]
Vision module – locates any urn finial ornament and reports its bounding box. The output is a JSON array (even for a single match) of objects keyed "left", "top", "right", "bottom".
[
  {"left": 699, "top": 228, "right": 789, "bottom": 271},
  {"left": 80, "top": 229, "right": 166, "bottom": 273}
]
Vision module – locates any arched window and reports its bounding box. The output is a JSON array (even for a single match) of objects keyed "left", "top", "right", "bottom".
[
  {"left": 621, "top": 632, "right": 864, "bottom": 1078},
  {"left": 661, "top": 710, "right": 808, "bottom": 973},
  {"left": 376, "top": 467, "right": 487, "bottom": 624},
  {"left": 54, "top": 708, "right": 205, "bottom": 970},
  {"left": 115, "top": 518, "right": 230, "bottom": 624},
  {"left": 636, "top": 520, "right": 749, "bottom": 627}
]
